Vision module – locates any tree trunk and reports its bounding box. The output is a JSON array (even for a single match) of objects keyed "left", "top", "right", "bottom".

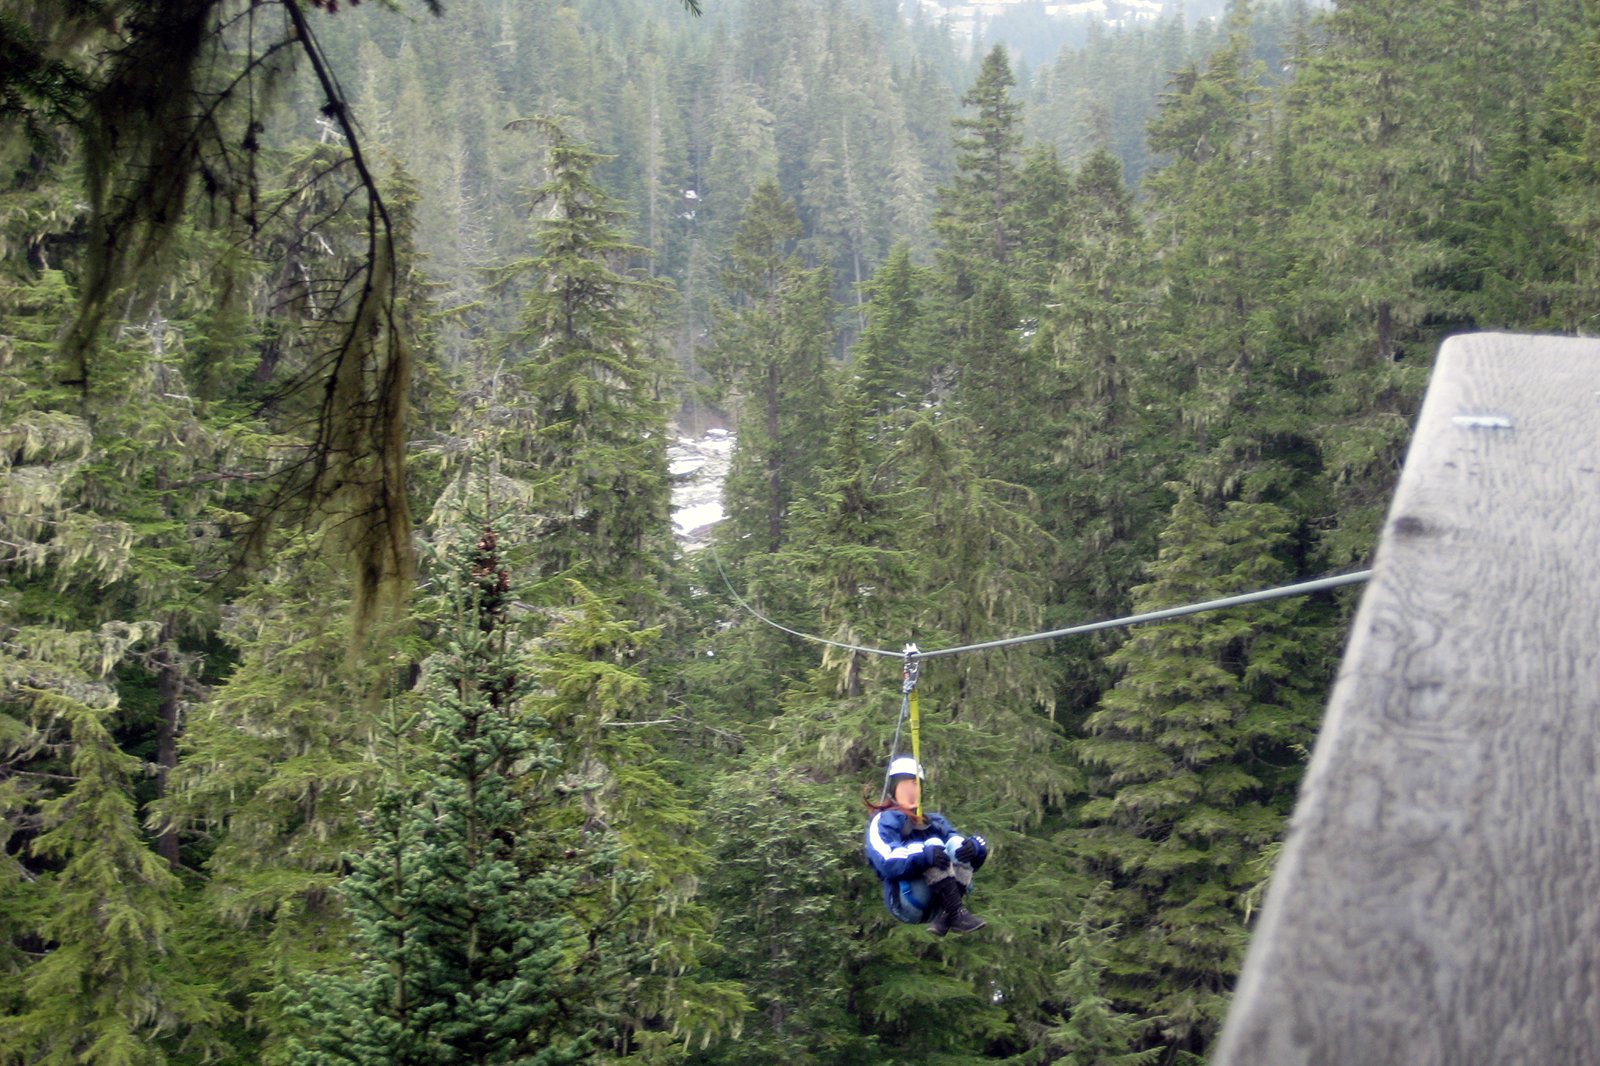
[{"left": 1377, "top": 300, "right": 1396, "bottom": 364}]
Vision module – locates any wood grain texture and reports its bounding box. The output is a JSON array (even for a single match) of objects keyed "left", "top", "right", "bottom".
[{"left": 1214, "top": 333, "right": 1600, "bottom": 1066}]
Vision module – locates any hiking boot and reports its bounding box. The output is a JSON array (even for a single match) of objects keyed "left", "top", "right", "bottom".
[
  {"left": 945, "top": 907, "right": 986, "bottom": 933},
  {"left": 926, "top": 876, "right": 985, "bottom": 936}
]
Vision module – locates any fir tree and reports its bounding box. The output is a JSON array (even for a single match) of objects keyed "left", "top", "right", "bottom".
[
  {"left": 285, "top": 527, "right": 587, "bottom": 1066},
  {"left": 849, "top": 243, "right": 938, "bottom": 418},
  {"left": 528, "top": 582, "right": 748, "bottom": 1060},
  {"left": 0, "top": 250, "right": 234, "bottom": 1065},
  {"left": 1069, "top": 489, "right": 1329, "bottom": 1063},
  {"left": 1012, "top": 143, "right": 1075, "bottom": 309},
  {"left": 7, "top": 2, "right": 427, "bottom": 621},
  {"left": 687, "top": 755, "right": 875, "bottom": 1066},
  {"left": 157, "top": 534, "right": 394, "bottom": 1060},
  {"left": 1538, "top": 0, "right": 1600, "bottom": 333},
  {"left": 702, "top": 179, "right": 836, "bottom": 556},
  {"left": 0, "top": 617, "right": 225, "bottom": 1056},
  {"left": 1273, "top": 0, "right": 1446, "bottom": 566},
  {"left": 934, "top": 45, "right": 1024, "bottom": 285},
  {"left": 1035, "top": 147, "right": 1163, "bottom": 716},
  {"left": 775, "top": 372, "right": 920, "bottom": 700},
  {"left": 1045, "top": 888, "right": 1165, "bottom": 1066},
  {"left": 499, "top": 126, "right": 675, "bottom": 616},
  {"left": 1446, "top": 2, "right": 1600, "bottom": 333},
  {"left": 932, "top": 47, "right": 1049, "bottom": 486},
  {"left": 1142, "top": 9, "right": 1314, "bottom": 508}
]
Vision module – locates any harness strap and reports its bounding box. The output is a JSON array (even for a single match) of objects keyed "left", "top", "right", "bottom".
[{"left": 903, "top": 644, "right": 922, "bottom": 819}]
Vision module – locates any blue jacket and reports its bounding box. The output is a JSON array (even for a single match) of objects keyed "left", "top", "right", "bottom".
[{"left": 865, "top": 808, "right": 988, "bottom": 886}]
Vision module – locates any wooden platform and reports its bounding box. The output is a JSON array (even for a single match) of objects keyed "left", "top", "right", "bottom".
[{"left": 1215, "top": 332, "right": 1600, "bottom": 1066}]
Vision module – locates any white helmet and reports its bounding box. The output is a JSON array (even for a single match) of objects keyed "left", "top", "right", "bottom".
[{"left": 887, "top": 756, "right": 922, "bottom": 780}]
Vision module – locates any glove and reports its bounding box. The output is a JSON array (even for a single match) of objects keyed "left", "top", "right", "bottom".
[
  {"left": 955, "top": 835, "right": 985, "bottom": 864},
  {"left": 924, "top": 844, "right": 951, "bottom": 870}
]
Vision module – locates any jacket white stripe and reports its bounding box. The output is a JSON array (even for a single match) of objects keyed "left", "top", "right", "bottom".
[{"left": 867, "top": 812, "right": 945, "bottom": 861}]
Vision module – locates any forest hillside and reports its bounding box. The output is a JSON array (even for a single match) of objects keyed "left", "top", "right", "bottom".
[{"left": 3, "top": 1, "right": 1597, "bottom": 1063}]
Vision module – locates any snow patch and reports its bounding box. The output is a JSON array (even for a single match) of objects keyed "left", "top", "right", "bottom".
[{"left": 668, "top": 427, "right": 733, "bottom": 551}]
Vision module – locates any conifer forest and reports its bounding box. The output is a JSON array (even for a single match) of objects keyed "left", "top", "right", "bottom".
[{"left": 3, "top": 1, "right": 1599, "bottom": 1063}]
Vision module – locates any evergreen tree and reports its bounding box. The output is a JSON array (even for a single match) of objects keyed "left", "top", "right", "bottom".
[
  {"left": 0, "top": 245, "right": 236, "bottom": 1065},
  {"left": 1275, "top": 0, "right": 1449, "bottom": 565},
  {"left": 934, "top": 45, "right": 1024, "bottom": 285},
  {"left": 284, "top": 527, "right": 586, "bottom": 1066},
  {"left": 616, "top": 51, "right": 692, "bottom": 277},
  {"left": 1012, "top": 143, "right": 1075, "bottom": 309},
  {"left": 1044, "top": 888, "right": 1165, "bottom": 1066},
  {"left": 689, "top": 755, "right": 876, "bottom": 1066},
  {"left": 801, "top": 75, "right": 877, "bottom": 323},
  {"left": 1446, "top": 1, "right": 1600, "bottom": 333},
  {"left": 847, "top": 416, "right": 1078, "bottom": 1063},
  {"left": 526, "top": 582, "right": 747, "bottom": 1061},
  {"left": 1143, "top": 8, "right": 1314, "bottom": 508},
  {"left": 849, "top": 243, "right": 938, "bottom": 417},
  {"left": 159, "top": 534, "right": 394, "bottom": 1061},
  {"left": 780, "top": 381, "right": 919, "bottom": 699},
  {"left": 700, "top": 81, "right": 781, "bottom": 258},
  {"left": 891, "top": 414, "right": 1062, "bottom": 816},
  {"left": 8, "top": 2, "right": 426, "bottom": 620},
  {"left": 21, "top": 3, "right": 1600, "bottom": 1064},
  {"left": 1537, "top": 0, "right": 1600, "bottom": 332},
  {"left": 0, "top": 635, "right": 224, "bottom": 1066},
  {"left": 1068, "top": 489, "right": 1330, "bottom": 1063},
  {"left": 1034, "top": 147, "right": 1163, "bottom": 714},
  {"left": 932, "top": 47, "right": 1049, "bottom": 486},
  {"left": 702, "top": 179, "right": 836, "bottom": 556},
  {"left": 499, "top": 125, "right": 675, "bottom": 615}
]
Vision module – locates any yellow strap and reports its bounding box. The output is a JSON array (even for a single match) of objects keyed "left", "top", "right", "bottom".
[{"left": 909, "top": 686, "right": 922, "bottom": 819}]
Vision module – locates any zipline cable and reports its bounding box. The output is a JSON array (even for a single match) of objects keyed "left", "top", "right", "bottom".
[
  {"left": 919, "top": 570, "right": 1373, "bottom": 659},
  {"left": 712, "top": 538, "right": 1371, "bottom": 660},
  {"left": 709, "top": 543, "right": 904, "bottom": 658}
]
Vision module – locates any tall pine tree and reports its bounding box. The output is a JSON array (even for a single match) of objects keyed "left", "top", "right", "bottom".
[
  {"left": 284, "top": 527, "right": 586, "bottom": 1066},
  {"left": 1068, "top": 489, "right": 1330, "bottom": 1064},
  {"left": 702, "top": 179, "right": 836, "bottom": 557},
  {"left": 499, "top": 125, "right": 675, "bottom": 616}
]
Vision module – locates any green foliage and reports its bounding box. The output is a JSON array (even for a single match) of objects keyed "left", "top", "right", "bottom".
[
  {"left": 702, "top": 180, "right": 837, "bottom": 555},
  {"left": 157, "top": 537, "right": 395, "bottom": 1060},
  {"left": 689, "top": 756, "right": 876, "bottom": 1066},
  {"left": 0, "top": 690, "right": 224, "bottom": 1066},
  {"left": 284, "top": 528, "right": 588, "bottom": 1065},
  {"left": 8, "top": 1, "right": 1600, "bottom": 1063},
  {"left": 527, "top": 581, "right": 747, "bottom": 1059},
  {"left": 283, "top": 529, "right": 744, "bottom": 1063},
  {"left": 1037, "top": 147, "right": 1163, "bottom": 620},
  {"left": 933, "top": 47, "right": 1058, "bottom": 490},
  {"left": 1068, "top": 490, "right": 1330, "bottom": 1062},
  {"left": 935, "top": 46, "right": 1024, "bottom": 283},
  {"left": 9, "top": 4, "right": 424, "bottom": 621},
  {"left": 1142, "top": 11, "right": 1313, "bottom": 509},
  {"left": 496, "top": 126, "right": 675, "bottom": 615},
  {"left": 1044, "top": 888, "right": 1165, "bottom": 1066},
  {"left": 0, "top": 216, "right": 250, "bottom": 1064},
  {"left": 850, "top": 244, "right": 940, "bottom": 415}
]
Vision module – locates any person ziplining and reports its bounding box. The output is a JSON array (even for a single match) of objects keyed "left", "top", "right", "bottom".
[
  {"left": 864, "top": 755, "right": 990, "bottom": 936},
  {"left": 712, "top": 546, "right": 1372, "bottom": 937},
  {"left": 861, "top": 645, "right": 990, "bottom": 934}
]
